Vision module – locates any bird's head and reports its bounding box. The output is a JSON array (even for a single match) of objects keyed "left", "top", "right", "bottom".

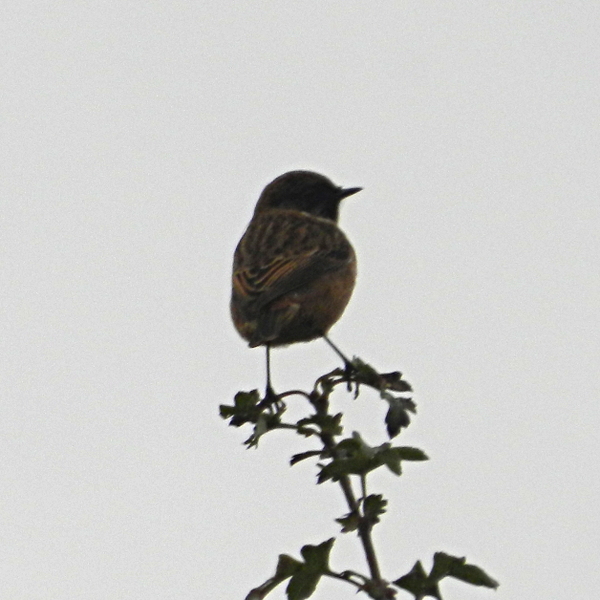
[{"left": 254, "top": 170, "right": 362, "bottom": 222}]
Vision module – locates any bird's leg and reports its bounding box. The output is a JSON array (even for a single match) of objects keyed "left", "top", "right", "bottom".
[
  {"left": 262, "top": 344, "right": 279, "bottom": 408},
  {"left": 323, "top": 335, "right": 356, "bottom": 387},
  {"left": 323, "top": 334, "right": 352, "bottom": 364}
]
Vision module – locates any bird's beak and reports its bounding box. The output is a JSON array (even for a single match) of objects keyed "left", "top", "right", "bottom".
[{"left": 339, "top": 186, "right": 362, "bottom": 199}]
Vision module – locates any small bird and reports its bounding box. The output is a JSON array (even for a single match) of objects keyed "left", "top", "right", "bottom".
[{"left": 231, "top": 170, "right": 362, "bottom": 399}]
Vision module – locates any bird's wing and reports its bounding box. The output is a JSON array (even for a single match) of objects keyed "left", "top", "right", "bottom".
[{"left": 232, "top": 214, "right": 353, "bottom": 313}]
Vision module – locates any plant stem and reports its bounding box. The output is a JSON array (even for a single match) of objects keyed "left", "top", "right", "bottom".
[
  {"left": 321, "top": 431, "right": 382, "bottom": 583},
  {"left": 340, "top": 474, "right": 382, "bottom": 582}
]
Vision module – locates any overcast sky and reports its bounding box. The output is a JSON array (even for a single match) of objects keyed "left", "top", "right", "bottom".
[{"left": 2, "top": 2, "right": 599, "bottom": 599}]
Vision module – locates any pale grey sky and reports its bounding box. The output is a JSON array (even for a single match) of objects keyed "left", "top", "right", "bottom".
[{"left": 2, "top": 2, "right": 599, "bottom": 599}]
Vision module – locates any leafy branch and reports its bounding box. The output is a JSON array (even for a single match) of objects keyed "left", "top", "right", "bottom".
[{"left": 221, "top": 358, "right": 498, "bottom": 599}]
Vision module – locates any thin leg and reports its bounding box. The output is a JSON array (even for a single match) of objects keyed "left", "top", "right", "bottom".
[
  {"left": 323, "top": 335, "right": 352, "bottom": 366},
  {"left": 263, "top": 343, "right": 277, "bottom": 403},
  {"left": 265, "top": 344, "right": 273, "bottom": 393},
  {"left": 323, "top": 335, "right": 356, "bottom": 391}
]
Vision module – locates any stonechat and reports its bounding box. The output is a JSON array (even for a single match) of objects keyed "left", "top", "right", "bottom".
[{"left": 231, "top": 170, "right": 361, "bottom": 397}]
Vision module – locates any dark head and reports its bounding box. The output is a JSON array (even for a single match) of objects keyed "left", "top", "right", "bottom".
[{"left": 254, "top": 170, "right": 362, "bottom": 222}]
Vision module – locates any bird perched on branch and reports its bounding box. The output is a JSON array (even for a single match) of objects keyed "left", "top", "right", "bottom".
[{"left": 231, "top": 170, "right": 361, "bottom": 400}]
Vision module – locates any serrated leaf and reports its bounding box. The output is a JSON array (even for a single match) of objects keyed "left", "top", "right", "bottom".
[
  {"left": 220, "top": 390, "right": 262, "bottom": 426},
  {"left": 319, "top": 438, "right": 428, "bottom": 482},
  {"left": 315, "top": 413, "right": 344, "bottom": 436},
  {"left": 317, "top": 455, "right": 373, "bottom": 483},
  {"left": 388, "top": 446, "right": 428, "bottom": 472},
  {"left": 348, "top": 358, "right": 415, "bottom": 397},
  {"left": 299, "top": 538, "right": 334, "bottom": 572},
  {"left": 234, "top": 389, "right": 261, "bottom": 407},
  {"left": 284, "top": 539, "right": 335, "bottom": 600},
  {"left": 385, "top": 399, "right": 412, "bottom": 438},
  {"left": 378, "top": 369, "right": 414, "bottom": 393},
  {"left": 431, "top": 552, "right": 499, "bottom": 590},
  {"left": 335, "top": 510, "right": 360, "bottom": 532},
  {"left": 363, "top": 494, "right": 387, "bottom": 525},
  {"left": 429, "top": 552, "right": 463, "bottom": 580},
  {"left": 219, "top": 404, "right": 235, "bottom": 419},
  {"left": 374, "top": 446, "right": 426, "bottom": 476},
  {"left": 244, "top": 413, "right": 269, "bottom": 447},
  {"left": 318, "top": 436, "right": 372, "bottom": 482},
  {"left": 296, "top": 413, "right": 343, "bottom": 436},
  {"left": 393, "top": 561, "right": 441, "bottom": 599},
  {"left": 378, "top": 447, "right": 403, "bottom": 475},
  {"left": 352, "top": 357, "right": 379, "bottom": 379},
  {"left": 335, "top": 436, "right": 363, "bottom": 456}
]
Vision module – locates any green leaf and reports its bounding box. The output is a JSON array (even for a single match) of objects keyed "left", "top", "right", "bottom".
[
  {"left": 229, "top": 389, "right": 261, "bottom": 411},
  {"left": 376, "top": 446, "right": 428, "bottom": 476},
  {"left": 349, "top": 358, "right": 414, "bottom": 394},
  {"left": 335, "top": 510, "right": 360, "bottom": 532},
  {"left": 290, "top": 450, "right": 323, "bottom": 466},
  {"left": 431, "top": 552, "right": 499, "bottom": 589},
  {"left": 363, "top": 494, "right": 387, "bottom": 526},
  {"left": 352, "top": 358, "right": 380, "bottom": 380},
  {"left": 297, "top": 413, "right": 343, "bottom": 437},
  {"left": 317, "top": 435, "right": 375, "bottom": 482},
  {"left": 381, "top": 373, "right": 413, "bottom": 393},
  {"left": 377, "top": 446, "right": 403, "bottom": 475},
  {"left": 245, "top": 413, "right": 269, "bottom": 447},
  {"left": 335, "top": 436, "right": 363, "bottom": 455},
  {"left": 244, "top": 554, "right": 303, "bottom": 600},
  {"left": 286, "top": 570, "right": 321, "bottom": 600},
  {"left": 393, "top": 561, "right": 441, "bottom": 599},
  {"left": 385, "top": 398, "right": 412, "bottom": 438},
  {"left": 220, "top": 390, "right": 262, "bottom": 426},
  {"left": 429, "top": 552, "right": 461, "bottom": 580},
  {"left": 318, "top": 437, "right": 427, "bottom": 482},
  {"left": 275, "top": 554, "right": 303, "bottom": 579},
  {"left": 393, "top": 447, "right": 428, "bottom": 461},
  {"left": 300, "top": 538, "right": 334, "bottom": 572},
  {"left": 317, "top": 455, "right": 373, "bottom": 483},
  {"left": 285, "top": 539, "right": 335, "bottom": 600},
  {"left": 450, "top": 563, "right": 499, "bottom": 588}
]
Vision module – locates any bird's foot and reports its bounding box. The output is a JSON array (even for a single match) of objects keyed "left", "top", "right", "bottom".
[
  {"left": 258, "top": 384, "right": 284, "bottom": 412},
  {"left": 341, "top": 359, "right": 360, "bottom": 395}
]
